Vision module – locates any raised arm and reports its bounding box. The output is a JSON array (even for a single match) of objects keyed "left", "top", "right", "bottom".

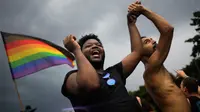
[
  {"left": 63, "top": 35, "right": 99, "bottom": 93},
  {"left": 141, "top": 6, "right": 174, "bottom": 68},
  {"left": 128, "top": 1, "right": 142, "bottom": 52},
  {"left": 176, "top": 70, "right": 200, "bottom": 94},
  {"left": 120, "top": 2, "right": 143, "bottom": 78},
  {"left": 176, "top": 70, "right": 189, "bottom": 78}
]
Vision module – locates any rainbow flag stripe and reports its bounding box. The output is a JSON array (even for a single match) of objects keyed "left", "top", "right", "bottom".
[{"left": 1, "top": 32, "right": 75, "bottom": 79}]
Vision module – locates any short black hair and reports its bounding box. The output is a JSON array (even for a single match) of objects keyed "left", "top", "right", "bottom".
[
  {"left": 182, "top": 77, "right": 198, "bottom": 94},
  {"left": 175, "top": 76, "right": 184, "bottom": 88},
  {"left": 78, "top": 34, "right": 102, "bottom": 49}
]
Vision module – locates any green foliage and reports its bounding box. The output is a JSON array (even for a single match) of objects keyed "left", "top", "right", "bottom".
[
  {"left": 183, "top": 57, "right": 200, "bottom": 79},
  {"left": 183, "top": 10, "right": 200, "bottom": 78},
  {"left": 190, "top": 11, "right": 200, "bottom": 32},
  {"left": 128, "top": 86, "right": 161, "bottom": 112},
  {"left": 185, "top": 11, "right": 200, "bottom": 58}
]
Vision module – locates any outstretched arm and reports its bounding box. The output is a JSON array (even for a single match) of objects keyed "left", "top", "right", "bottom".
[
  {"left": 142, "top": 7, "right": 174, "bottom": 68},
  {"left": 127, "top": 1, "right": 142, "bottom": 52},
  {"left": 120, "top": 2, "right": 143, "bottom": 78},
  {"left": 63, "top": 35, "right": 99, "bottom": 94}
]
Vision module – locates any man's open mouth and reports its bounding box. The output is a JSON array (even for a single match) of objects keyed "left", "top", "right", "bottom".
[
  {"left": 91, "top": 50, "right": 100, "bottom": 57},
  {"left": 153, "top": 42, "right": 157, "bottom": 49}
]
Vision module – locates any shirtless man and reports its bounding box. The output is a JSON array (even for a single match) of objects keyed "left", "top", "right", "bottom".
[{"left": 128, "top": 2, "right": 190, "bottom": 112}]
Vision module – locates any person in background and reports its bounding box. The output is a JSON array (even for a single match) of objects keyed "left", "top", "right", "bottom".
[
  {"left": 180, "top": 77, "right": 200, "bottom": 112},
  {"left": 176, "top": 70, "right": 200, "bottom": 94},
  {"left": 136, "top": 96, "right": 155, "bottom": 112}
]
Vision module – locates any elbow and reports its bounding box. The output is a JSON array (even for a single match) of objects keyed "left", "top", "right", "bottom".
[
  {"left": 132, "top": 47, "right": 143, "bottom": 55},
  {"left": 161, "top": 25, "right": 174, "bottom": 35},
  {"left": 167, "top": 25, "right": 174, "bottom": 33}
]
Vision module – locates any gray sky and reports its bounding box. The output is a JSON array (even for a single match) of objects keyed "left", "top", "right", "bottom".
[{"left": 0, "top": 0, "right": 200, "bottom": 111}]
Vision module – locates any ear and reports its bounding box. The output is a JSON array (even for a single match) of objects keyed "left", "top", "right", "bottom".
[{"left": 184, "top": 87, "right": 188, "bottom": 93}]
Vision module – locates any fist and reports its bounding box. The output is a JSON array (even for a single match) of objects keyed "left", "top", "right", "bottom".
[
  {"left": 63, "top": 35, "right": 80, "bottom": 53},
  {"left": 128, "top": 1, "right": 144, "bottom": 14},
  {"left": 176, "top": 70, "right": 188, "bottom": 78},
  {"left": 127, "top": 1, "right": 142, "bottom": 24},
  {"left": 127, "top": 12, "right": 138, "bottom": 24}
]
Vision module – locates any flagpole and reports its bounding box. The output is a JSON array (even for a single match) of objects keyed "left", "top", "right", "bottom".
[{"left": 13, "top": 79, "right": 25, "bottom": 112}]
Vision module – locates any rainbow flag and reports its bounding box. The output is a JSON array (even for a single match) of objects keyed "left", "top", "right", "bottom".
[{"left": 1, "top": 32, "right": 75, "bottom": 79}]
